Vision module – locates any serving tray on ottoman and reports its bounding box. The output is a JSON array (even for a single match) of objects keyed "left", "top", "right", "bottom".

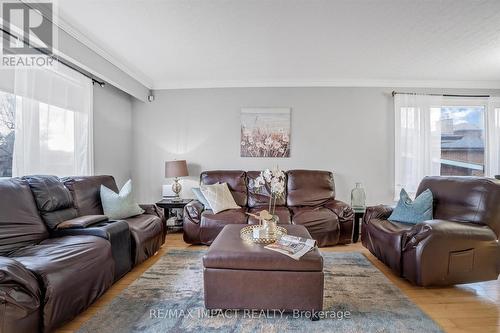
[{"left": 202, "top": 224, "right": 324, "bottom": 314}]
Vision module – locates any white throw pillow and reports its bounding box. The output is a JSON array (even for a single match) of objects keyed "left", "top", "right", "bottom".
[
  {"left": 100, "top": 179, "right": 144, "bottom": 219},
  {"left": 200, "top": 183, "right": 240, "bottom": 214}
]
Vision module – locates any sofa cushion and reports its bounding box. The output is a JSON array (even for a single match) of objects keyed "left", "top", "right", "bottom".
[
  {"left": 286, "top": 170, "right": 335, "bottom": 206},
  {"left": 122, "top": 214, "right": 164, "bottom": 265},
  {"left": 248, "top": 206, "right": 291, "bottom": 225},
  {"left": 24, "top": 175, "right": 78, "bottom": 229},
  {"left": 200, "top": 208, "right": 247, "bottom": 244},
  {"left": 0, "top": 178, "right": 49, "bottom": 256},
  {"left": 201, "top": 170, "right": 248, "bottom": 206},
  {"left": 290, "top": 206, "right": 340, "bottom": 246},
  {"left": 363, "top": 218, "right": 413, "bottom": 273},
  {"left": 11, "top": 235, "right": 114, "bottom": 332},
  {"left": 246, "top": 171, "right": 287, "bottom": 208},
  {"left": 63, "top": 175, "right": 119, "bottom": 216}
]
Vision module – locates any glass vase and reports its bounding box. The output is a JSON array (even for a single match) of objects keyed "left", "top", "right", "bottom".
[
  {"left": 262, "top": 215, "right": 279, "bottom": 238},
  {"left": 351, "top": 183, "right": 366, "bottom": 209}
]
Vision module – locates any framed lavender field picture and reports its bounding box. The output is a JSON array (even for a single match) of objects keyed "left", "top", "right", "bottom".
[{"left": 240, "top": 108, "right": 291, "bottom": 158}]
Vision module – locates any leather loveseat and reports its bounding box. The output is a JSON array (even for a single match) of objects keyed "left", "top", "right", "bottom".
[
  {"left": 183, "top": 170, "right": 354, "bottom": 247},
  {"left": 0, "top": 175, "right": 165, "bottom": 333},
  {"left": 362, "top": 176, "right": 500, "bottom": 286}
]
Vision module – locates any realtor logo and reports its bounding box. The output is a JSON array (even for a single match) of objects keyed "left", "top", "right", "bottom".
[
  {"left": 2, "top": 2, "right": 53, "bottom": 54},
  {"left": 1, "top": 1, "right": 55, "bottom": 67}
]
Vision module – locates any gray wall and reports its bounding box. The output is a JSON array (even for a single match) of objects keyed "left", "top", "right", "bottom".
[
  {"left": 132, "top": 87, "right": 394, "bottom": 204},
  {"left": 131, "top": 86, "right": 500, "bottom": 204},
  {"left": 93, "top": 84, "right": 133, "bottom": 187}
]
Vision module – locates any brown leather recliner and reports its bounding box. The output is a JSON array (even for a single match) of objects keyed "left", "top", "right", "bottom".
[
  {"left": 183, "top": 170, "right": 354, "bottom": 247},
  {"left": 362, "top": 176, "right": 500, "bottom": 286}
]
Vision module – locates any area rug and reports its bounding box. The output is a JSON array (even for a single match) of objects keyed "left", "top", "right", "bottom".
[{"left": 77, "top": 250, "right": 443, "bottom": 333}]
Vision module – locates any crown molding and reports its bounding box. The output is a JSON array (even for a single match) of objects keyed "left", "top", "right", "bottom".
[
  {"left": 153, "top": 79, "right": 500, "bottom": 90},
  {"left": 53, "top": 10, "right": 153, "bottom": 89}
]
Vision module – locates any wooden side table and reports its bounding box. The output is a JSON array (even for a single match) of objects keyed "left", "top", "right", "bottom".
[
  {"left": 156, "top": 198, "right": 192, "bottom": 233},
  {"left": 352, "top": 207, "right": 366, "bottom": 243}
]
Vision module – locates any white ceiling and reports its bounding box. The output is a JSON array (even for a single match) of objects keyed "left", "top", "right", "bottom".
[{"left": 57, "top": 0, "right": 500, "bottom": 90}]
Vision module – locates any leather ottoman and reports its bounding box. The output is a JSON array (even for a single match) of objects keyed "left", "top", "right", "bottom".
[{"left": 203, "top": 224, "right": 324, "bottom": 313}]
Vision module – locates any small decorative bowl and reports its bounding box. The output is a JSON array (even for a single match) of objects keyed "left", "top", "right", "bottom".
[{"left": 240, "top": 225, "right": 287, "bottom": 244}]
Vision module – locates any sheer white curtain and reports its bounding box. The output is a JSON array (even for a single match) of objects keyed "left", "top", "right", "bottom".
[
  {"left": 394, "top": 93, "right": 443, "bottom": 200},
  {"left": 486, "top": 97, "right": 500, "bottom": 177},
  {"left": 12, "top": 63, "right": 93, "bottom": 176}
]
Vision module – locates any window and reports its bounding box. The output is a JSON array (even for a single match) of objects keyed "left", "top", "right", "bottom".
[
  {"left": 394, "top": 94, "right": 499, "bottom": 199},
  {"left": 0, "top": 92, "right": 16, "bottom": 177},
  {"left": 438, "top": 106, "right": 485, "bottom": 176},
  {"left": 0, "top": 64, "right": 93, "bottom": 177}
]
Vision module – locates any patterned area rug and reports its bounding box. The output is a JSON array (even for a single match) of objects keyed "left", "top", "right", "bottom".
[{"left": 77, "top": 250, "right": 443, "bottom": 333}]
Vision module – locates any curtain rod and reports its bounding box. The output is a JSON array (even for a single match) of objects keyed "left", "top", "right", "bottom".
[
  {"left": 392, "top": 91, "right": 490, "bottom": 98},
  {"left": 0, "top": 27, "right": 106, "bottom": 87}
]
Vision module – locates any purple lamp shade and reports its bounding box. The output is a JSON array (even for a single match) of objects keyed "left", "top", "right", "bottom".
[{"left": 165, "top": 160, "right": 189, "bottom": 178}]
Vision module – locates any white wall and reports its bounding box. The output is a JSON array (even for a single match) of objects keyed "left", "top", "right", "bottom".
[
  {"left": 93, "top": 84, "right": 133, "bottom": 187},
  {"left": 131, "top": 86, "right": 500, "bottom": 205}
]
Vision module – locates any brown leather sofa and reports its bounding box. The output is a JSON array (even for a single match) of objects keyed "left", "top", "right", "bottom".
[
  {"left": 184, "top": 170, "right": 354, "bottom": 247},
  {"left": 0, "top": 175, "right": 165, "bottom": 333},
  {"left": 362, "top": 176, "right": 500, "bottom": 286}
]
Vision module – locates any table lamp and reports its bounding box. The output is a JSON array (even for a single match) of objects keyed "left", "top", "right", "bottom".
[{"left": 165, "top": 160, "right": 188, "bottom": 201}]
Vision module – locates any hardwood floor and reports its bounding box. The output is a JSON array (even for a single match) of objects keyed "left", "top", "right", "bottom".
[{"left": 56, "top": 233, "right": 500, "bottom": 333}]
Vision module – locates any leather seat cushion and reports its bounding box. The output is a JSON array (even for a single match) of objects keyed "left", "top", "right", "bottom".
[
  {"left": 11, "top": 235, "right": 114, "bottom": 332},
  {"left": 364, "top": 218, "right": 414, "bottom": 273},
  {"left": 291, "top": 206, "right": 341, "bottom": 246},
  {"left": 248, "top": 206, "right": 291, "bottom": 225},
  {"left": 291, "top": 206, "right": 339, "bottom": 234},
  {"left": 122, "top": 214, "right": 164, "bottom": 265},
  {"left": 200, "top": 208, "right": 247, "bottom": 245}
]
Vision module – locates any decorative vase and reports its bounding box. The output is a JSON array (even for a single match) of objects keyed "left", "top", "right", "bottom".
[
  {"left": 262, "top": 215, "right": 279, "bottom": 238},
  {"left": 351, "top": 183, "right": 366, "bottom": 209}
]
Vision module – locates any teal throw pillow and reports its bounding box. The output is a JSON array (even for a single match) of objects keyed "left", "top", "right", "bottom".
[{"left": 388, "top": 188, "right": 433, "bottom": 224}]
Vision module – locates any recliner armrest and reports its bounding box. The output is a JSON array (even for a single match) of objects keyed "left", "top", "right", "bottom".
[
  {"left": 363, "top": 205, "right": 394, "bottom": 224},
  {"left": 184, "top": 200, "right": 205, "bottom": 224},
  {"left": 402, "top": 219, "right": 497, "bottom": 251},
  {"left": 56, "top": 215, "right": 108, "bottom": 229},
  {"left": 324, "top": 199, "right": 354, "bottom": 223},
  {"left": 52, "top": 220, "right": 129, "bottom": 240},
  {"left": 0, "top": 257, "right": 41, "bottom": 333},
  {"left": 139, "top": 204, "right": 165, "bottom": 222}
]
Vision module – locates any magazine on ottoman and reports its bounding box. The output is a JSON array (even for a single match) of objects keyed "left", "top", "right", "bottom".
[{"left": 265, "top": 235, "right": 317, "bottom": 260}]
